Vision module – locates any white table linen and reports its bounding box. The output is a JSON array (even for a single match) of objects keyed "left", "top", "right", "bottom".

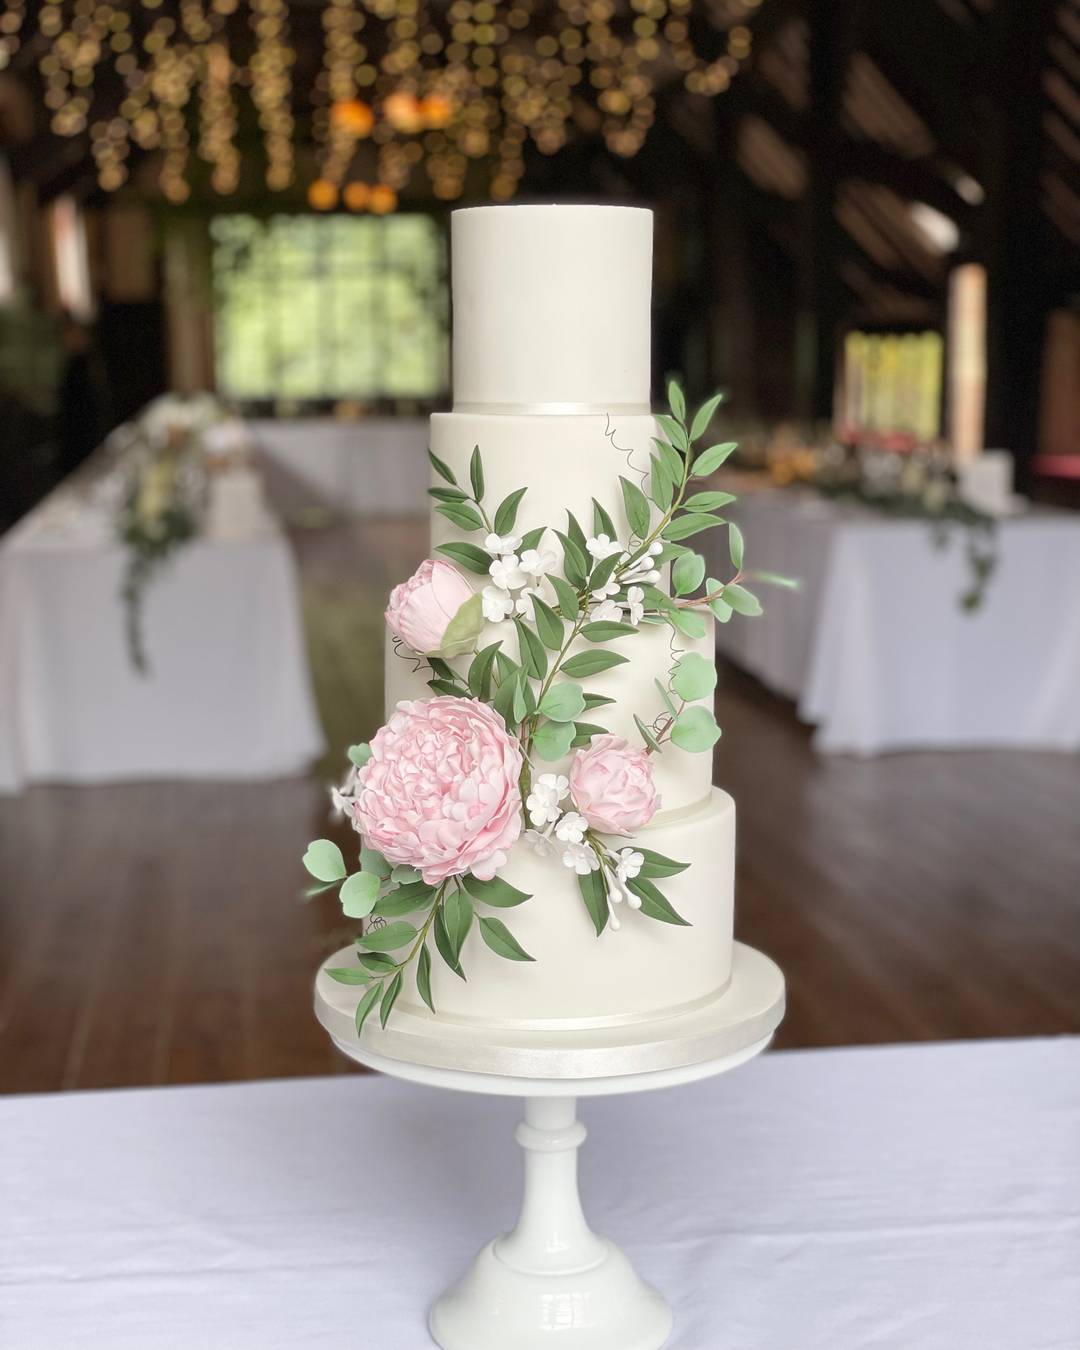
[
  {"left": 251, "top": 417, "right": 429, "bottom": 517},
  {"left": 2, "top": 1037, "right": 1077, "bottom": 1349},
  {"left": 0, "top": 484, "right": 323, "bottom": 792},
  {"left": 713, "top": 489, "right": 1080, "bottom": 754}
]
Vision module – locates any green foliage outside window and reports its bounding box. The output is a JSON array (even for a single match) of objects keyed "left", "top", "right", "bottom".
[{"left": 211, "top": 213, "right": 448, "bottom": 407}]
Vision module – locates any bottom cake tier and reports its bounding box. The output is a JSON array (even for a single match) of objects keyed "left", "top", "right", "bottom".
[{"left": 396, "top": 788, "right": 735, "bottom": 1030}]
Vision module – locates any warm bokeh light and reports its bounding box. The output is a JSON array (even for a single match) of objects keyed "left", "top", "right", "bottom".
[
  {"left": 342, "top": 180, "right": 370, "bottom": 211},
  {"left": 307, "top": 178, "right": 338, "bottom": 211},
  {"left": 368, "top": 183, "right": 398, "bottom": 215},
  {"left": 330, "top": 98, "right": 374, "bottom": 138}
]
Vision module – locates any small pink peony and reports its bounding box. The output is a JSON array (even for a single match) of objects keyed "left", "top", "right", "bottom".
[
  {"left": 568, "top": 734, "right": 660, "bottom": 836},
  {"left": 385, "top": 559, "right": 479, "bottom": 656},
  {"left": 353, "top": 696, "right": 524, "bottom": 885}
]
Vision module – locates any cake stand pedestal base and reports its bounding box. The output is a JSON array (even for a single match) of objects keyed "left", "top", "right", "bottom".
[
  {"left": 429, "top": 1095, "right": 671, "bottom": 1350},
  {"left": 315, "top": 942, "right": 784, "bottom": 1348}
]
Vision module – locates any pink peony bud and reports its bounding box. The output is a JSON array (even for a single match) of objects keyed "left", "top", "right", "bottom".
[
  {"left": 385, "top": 559, "right": 479, "bottom": 656},
  {"left": 353, "top": 697, "right": 524, "bottom": 885},
  {"left": 568, "top": 734, "right": 660, "bottom": 836}
]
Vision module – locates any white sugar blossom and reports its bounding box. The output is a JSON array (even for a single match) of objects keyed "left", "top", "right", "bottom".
[
  {"left": 484, "top": 532, "right": 522, "bottom": 556},
  {"left": 526, "top": 773, "right": 570, "bottom": 827},
  {"left": 329, "top": 772, "right": 357, "bottom": 819},
  {"left": 624, "top": 586, "right": 645, "bottom": 627},
  {"left": 590, "top": 598, "right": 623, "bottom": 623},
  {"left": 587, "top": 533, "right": 622, "bottom": 561},
  {"left": 482, "top": 585, "right": 515, "bottom": 622},
  {"left": 525, "top": 827, "right": 557, "bottom": 857},
  {"left": 615, "top": 848, "right": 645, "bottom": 883},
  {"left": 591, "top": 578, "right": 620, "bottom": 602},
  {"left": 489, "top": 554, "right": 528, "bottom": 592},
  {"left": 561, "top": 841, "right": 600, "bottom": 874},
  {"left": 514, "top": 585, "right": 543, "bottom": 617},
  {"left": 554, "top": 810, "right": 589, "bottom": 844},
  {"left": 519, "top": 546, "right": 559, "bottom": 579}
]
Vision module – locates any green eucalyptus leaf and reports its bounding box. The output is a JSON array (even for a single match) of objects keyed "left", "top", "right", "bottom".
[
  {"left": 554, "top": 530, "right": 589, "bottom": 587},
  {"left": 664, "top": 513, "right": 723, "bottom": 542},
  {"left": 539, "top": 682, "right": 586, "bottom": 722},
  {"left": 469, "top": 445, "right": 484, "bottom": 501},
  {"left": 359, "top": 842, "right": 388, "bottom": 874},
  {"left": 461, "top": 875, "right": 532, "bottom": 907},
  {"left": 670, "top": 608, "right": 708, "bottom": 639},
  {"left": 478, "top": 915, "right": 535, "bottom": 961},
  {"left": 373, "top": 886, "right": 432, "bottom": 919},
  {"left": 689, "top": 391, "right": 725, "bottom": 442},
  {"left": 754, "top": 569, "right": 801, "bottom": 590},
  {"left": 303, "top": 839, "right": 346, "bottom": 883},
  {"left": 692, "top": 442, "right": 738, "bottom": 477},
  {"left": 582, "top": 692, "right": 617, "bottom": 709},
  {"left": 492, "top": 670, "right": 519, "bottom": 723},
  {"left": 439, "top": 592, "right": 484, "bottom": 658},
  {"left": 326, "top": 966, "right": 374, "bottom": 985},
  {"left": 416, "top": 944, "right": 435, "bottom": 1013},
  {"left": 582, "top": 620, "right": 637, "bottom": 642},
  {"left": 684, "top": 490, "right": 737, "bottom": 511},
  {"left": 433, "top": 907, "right": 465, "bottom": 979},
  {"left": 620, "top": 476, "right": 651, "bottom": 539},
  {"left": 531, "top": 595, "right": 565, "bottom": 651},
  {"left": 577, "top": 868, "right": 609, "bottom": 936},
  {"left": 592, "top": 497, "right": 616, "bottom": 539},
  {"left": 513, "top": 618, "right": 548, "bottom": 680},
  {"left": 379, "top": 970, "right": 402, "bottom": 1027},
  {"left": 347, "top": 743, "right": 372, "bottom": 769},
  {"left": 654, "top": 678, "right": 679, "bottom": 718},
  {"left": 566, "top": 510, "right": 588, "bottom": 552},
  {"left": 494, "top": 649, "right": 518, "bottom": 682},
  {"left": 428, "top": 678, "right": 470, "bottom": 698},
  {"left": 667, "top": 378, "right": 686, "bottom": 423},
  {"left": 428, "top": 448, "right": 457, "bottom": 486},
  {"left": 637, "top": 848, "right": 690, "bottom": 878},
  {"left": 303, "top": 880, "right": 340, "bottom": 900},
  {"left": 656, "top": 414, "right": 689, "bottom": 452},
  {"left": 652, "top": 437, "right": 685, "bottom": 482},
  {"left": 670, "top": 705, "right": 722, "bottom": 752},
  {"left": 627, "top": 876, "right": 691, "bottom": 925},
  {"left": 588, "top": 551, "right": 622, "bottom": 592},
  {"left": 649, "top": 453, "right": 674, "bottom": 512},
  {"left": 723, "top": 583, "right": 763, "bottom": 617},
  {"left": 533, "top": 719, "right": 576, "bottom": 761},
  {"left": 571, "top": 721, "right": 608, "bottom": 747},
  {"left": 354, "top": 982, "right": 381, "bottom": 1034},
  {"left": 435, "top": 542, "right": 492, "bottom": 574},
  {"left": 671, "top": 651, "right": 718, "bottom": 702},
  {"left": 356, "top": 951, "right": 396, "bottom": 973},
  {"left": 436, "top": 501, "right": 485, "bottom": 532},
  {"left": 467, "top": 641, "right": 501, "bottom": 699},
  {"left": 493, "top": 486, "right": 527, "bottom": 535},
  {"left": 634, "top": 713, "right": 663, "bottom": 753},
  {"left": 548, "top": 573, "right": 581, "bottom": 620},
  {"left": 357, "top": 920, "right": 417, "bottom": 952},
  {"left": 518, "top": 525, "right": 545, "bottom": 553},
  {"left": 728, "top": 522, "right": 745, "bottom": 571},
  {"left": 443, "top": 888, "right": 474, "bottom": 963},
  {"left": 512, "top": 672, "right": 528, "bottom": 725},
  {"left": 429, "top": 485, "right": 469, "bottom": 503},
  {"left": 561, "top": 650, "right": 629, "bottom": 679},
  {"left": 706, "top": 577, "right": 734, "bottom": 622},
  {"left": 671, "top": 551, "right": 706, "bottom": 596},
  {"left": 340, "top": 871, "right": 380, "bottom": 919}
]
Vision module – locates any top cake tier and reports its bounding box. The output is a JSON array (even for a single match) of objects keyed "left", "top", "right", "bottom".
[{"left": 451, "top": 204, "right": 653, "bottom": 412}]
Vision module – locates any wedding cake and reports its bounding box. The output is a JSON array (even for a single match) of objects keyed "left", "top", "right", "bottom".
[{"left": 308, "top": 205, "right": 762, "bottom": 1040}]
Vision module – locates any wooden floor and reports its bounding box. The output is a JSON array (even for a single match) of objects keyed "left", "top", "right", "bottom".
[{"left": 2, "top": 518, "right": 1078, "bottom": 1094}]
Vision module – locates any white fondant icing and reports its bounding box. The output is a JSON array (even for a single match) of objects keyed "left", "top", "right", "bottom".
[{"left": 451, "top": 205, "right": 653, "bottom": 410}]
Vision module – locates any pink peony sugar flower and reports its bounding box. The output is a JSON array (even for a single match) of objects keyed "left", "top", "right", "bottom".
[
  {"left": 353, "top": 696, "right": 524, "bottom": 885},
  {"left": 568, "top": 734, "right": 660, "bottom": 836},
  {"left": 385, "top": 559, "right": 479, "bottom": 657}
]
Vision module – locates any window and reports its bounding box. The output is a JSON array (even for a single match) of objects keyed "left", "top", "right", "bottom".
[{"left": 210, "top": 213, "right": 448, "bottom": 408}]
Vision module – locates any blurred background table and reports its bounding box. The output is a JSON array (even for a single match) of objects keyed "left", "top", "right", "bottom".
[
  {"left": 711, "top": 488, "right": 1080, "bottom": 755},
  {"left": 0, "top": 467, "right": 323, "bottom": 793},
  {"left": 2, "top": 1037, "right": 1075, "bottom": 1349}
]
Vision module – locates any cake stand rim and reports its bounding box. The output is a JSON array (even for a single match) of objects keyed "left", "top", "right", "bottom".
[{"left": 314, "top": 940, "right": 785, "bottom": 1096}]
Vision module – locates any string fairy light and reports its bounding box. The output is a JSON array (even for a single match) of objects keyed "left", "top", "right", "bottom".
[{"left": 18, "top": 0, "right": 757, "bottom": 205}]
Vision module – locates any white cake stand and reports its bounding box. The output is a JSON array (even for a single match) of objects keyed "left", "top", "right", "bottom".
[{"left": 315, "top": 941, "right": 784, "bottom": 1350}]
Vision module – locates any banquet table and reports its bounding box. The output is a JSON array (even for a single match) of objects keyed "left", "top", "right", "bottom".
[
  {"left": 2, "top": 1037, "right": 1076, "bottom": 1349},
  {"left": 0, "top": 468, "right": 324, "bottom": 792},
  {"left": 711, "top": 487, "right": 1080, "bottom": 754}
]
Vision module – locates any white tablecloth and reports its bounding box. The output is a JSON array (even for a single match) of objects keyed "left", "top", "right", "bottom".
[
  {"left": 2, "top": 1038, "right": 1077, "bottom": 1348},
  {"left": 713, "top": 490, "right": 1080, "bottom": 754},
  {"left": 0, "top": 485, "right": 324, "bottom": 792},
  {"left": 251, "top": 417, "right": 429, "bottom": 517}
]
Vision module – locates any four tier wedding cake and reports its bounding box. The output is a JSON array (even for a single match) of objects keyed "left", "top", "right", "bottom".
[{"left": 306, "top": 204, "right": 765, "bottom": 1038}]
